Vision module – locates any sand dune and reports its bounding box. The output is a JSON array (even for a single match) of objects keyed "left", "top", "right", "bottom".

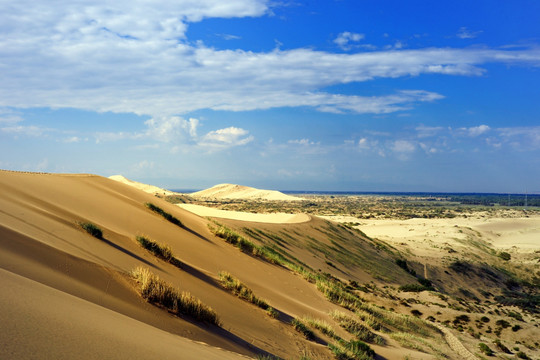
[
  {"left": 2, "top": 170, "right": 538, "bottom": 360},
  {"left": 190, "top": 183, "right": 304, "bottom": 201},
  {"left": 178, "top": 203, "right": 310, "bottom": 223},
  {"left": 109, "top": 174, "right": 179, "bottom": 196},
  {"left": 0, "top": 171, "right": 337, "bottom": 359}
]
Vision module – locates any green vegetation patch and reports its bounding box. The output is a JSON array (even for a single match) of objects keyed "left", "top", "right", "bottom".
[
  {"left": 218, "top": 271, "right": 275, "bottom": 315},
  {"left": 130, "top": 267, "right": 220, "bottom": 326},
  {"left": 79, "top": 221, "right": 103, "bottom": 239},
  {"left": 145, "top": 202, "right": 183, "bottom": 227},
  {"left": 136, "top": 235, "right": 173, "bottom": 261},
  {"left": 291, "top": 318, "right": 315, "bottom": 340}
]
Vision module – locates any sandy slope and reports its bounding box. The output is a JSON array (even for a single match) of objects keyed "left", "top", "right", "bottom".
[
  {"left": 321, "top": 215, "right": 540, "bottom": 254},
  {"left": 109, "top": 174, "right": 179, "bottom": 196},
  {"left": 0, "top": 171, "right": 336, "bottom": 359},
  {"left": 190, "top": 183, "right": 304, "bottom": 201},
  {"left": 178, "top": 203, "right": 310, "bottom": 223}
]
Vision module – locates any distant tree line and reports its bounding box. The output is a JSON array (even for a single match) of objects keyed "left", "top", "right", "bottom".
[{"left": 447, "top": 194, "right": 540, "bottom": 207}]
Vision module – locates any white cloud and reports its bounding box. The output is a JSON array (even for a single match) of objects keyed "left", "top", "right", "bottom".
[
  {"left": 457, "top": 27, "right": 482, "bottom": 39},
  {"left": 416, "top": 125, "right": 445, "bottom": 138},
  {"left": 144, "top": 116, "right": 199, "bottom": 142},
  {"left": 0, "top": 109, "right": 23, "bottom": 124},
  {"left": 199, "top": 127, "right": 253, "bottom": 148},
  {"left": 0, "top": 1, "right": 539, "bottom": 121},
  {"left": 392, "top": 140, "right": 416, "bottom": 153},
  {"left": 288, "top": 138, "right": 319, "bottom": 146},
  {"left": 458, "top": 124, "right": 490, "bottom": 137},
  {"left": 334, "top": 31, "right": 365, "bottom": 50},
  {"left": 0, "top": 125, "right": 48, "bottom": 137},
  {"left": 497, "top": 126, "right": 540, "bottom": 150}
]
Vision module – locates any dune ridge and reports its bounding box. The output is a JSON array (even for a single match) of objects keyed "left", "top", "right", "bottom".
[
  {"left": 109, "top": 174, "right": 179, "bottom": 196},
  {"left": 190, "top": 183, "right": 304, "bottom": 201},
  {"left": 2, "top": 170, "right": 538, "bottom": 360}
]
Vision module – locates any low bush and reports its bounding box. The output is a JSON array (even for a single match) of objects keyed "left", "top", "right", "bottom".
[
  {"left": 130, "top": 267, "right": 220, "bottom": 326},
  {"left": 478, "top": 342, "right": 494, "bottom": 356},
  {"left": 399, "top": 283, "right": 431, "bottom": 292},
  {"left": 79, "top": 222, "right": 103, "bottom": 239},
  {"left": 218, "top": 271, "right": 273, "bottom": 313},
  {"left": 145, "top": 202, "right": 183, "bottom": 227},
  {"left": 291, "top": 318, "right": 315, "bottom": 340},
  {"left": 136, "top": 235, "right": 173, "bottom": 261}
]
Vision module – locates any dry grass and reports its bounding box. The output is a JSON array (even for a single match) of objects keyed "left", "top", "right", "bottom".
[
  {"left": 330, "top": 311, "right": 384, "bottom": 345},
  {"left": 218, "top": 271, "right": 275, "bottom": 315},
  {"left": 301, "top": 315, "right": 341, "bottom": 340},
  {"left": 136, "top": 235, "right": 173, "bottom": 261},
  {"left": 131, "top": 267, "right": 220, "bottom": 326}
]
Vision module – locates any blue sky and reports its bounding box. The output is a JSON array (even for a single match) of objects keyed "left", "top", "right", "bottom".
[{"left": 1, "top": 0, "right": 539, "bottom": 192}]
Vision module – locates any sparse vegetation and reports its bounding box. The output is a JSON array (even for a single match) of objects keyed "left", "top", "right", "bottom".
[
  {"left": 291, "top": 318, "right": 315, "bottom": 340},
  {"left": 145, "top": 202, "right": 183, "bottom": 227},
  {"left": 478, "top": 342, "right": 494, "bottom": 356},
  {"left": 136, "top": 235, "right": 173, "bottom": 261},
  {"left": 330, "top": 311, "right": 384, "bottom": 345},
  {"left": 498, "top": 251, "right": 511, "bottom": 261},
  {"left": 79, "top": 221, "right": 103, "bottom": 239},
  {"left": 218, "top": 271, "right": 276, "bottom": 316},
  {"left": 130, "top": 267, "right": 220, "bottom": 325}
]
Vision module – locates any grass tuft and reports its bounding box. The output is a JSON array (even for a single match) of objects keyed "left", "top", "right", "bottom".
[
  {"left": 145, "top": 202, "right": 183, "bottom": 227},
  {"left": 330, "top": 311, "right": 384, "bottom": 345},
  {"left": 136, "top": 235, "right": 173, "bottom": 261},
  {"left": 291, "top": 318, "right": 315, "bottom": 340},
  {"left": 218, "top": 271, "right": 276, "bottom": 316},
  {"left": 131, "top": 267, "right": 220, "bottom": 326},
  {"left": 79, "top": 222, "right": 103, "bottom": 239}
]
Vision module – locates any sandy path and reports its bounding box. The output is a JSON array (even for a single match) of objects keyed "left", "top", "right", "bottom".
[
  {"left": 434, "top": 323, "right": 478, "bottom": 360},
  {"left": 177, "top": 204, "right": 310, "bottom": 224}
]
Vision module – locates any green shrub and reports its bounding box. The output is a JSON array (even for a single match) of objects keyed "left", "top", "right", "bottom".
[
  {"left": 291, "top": 318, "right": 315, "bottom": 340},
  {"left": 493, "top": 339, "right": 511, "bottom": 354},
  {"left": 130, "top": 267, "right": 220, "bottom": 326},
  {"left": 478, "top": 342, "right": 494, "bottom": 356},
  {"left": 399, "top": 283, "right": 431, "bottom": 292},
  {"left": 145, "top": 202, "right": 183, "bottom": 227},
  {"left": 79, "top": 222, "right": 103, "bottom": 239},
  {"left": 516, "top": 351, "right": 531, "bottom": 360},
  {"left": 136, "top": 235, "right": 173, "bottom": 261},
  {"left": 218, "top": 271, "right": 270, "bottom": 311},
  {"left": 498, "top": 251, "right": 511, "bottom": 261},
  {"left": 496, "top": 319, "right": 510, "bottom": 328},
  {"left": 344, "top": 340, "right": 375, "bottom": 359}
]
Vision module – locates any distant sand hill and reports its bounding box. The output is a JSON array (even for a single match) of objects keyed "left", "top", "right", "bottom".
[
  {"left": 190, "top": 183, "right": 304, "bottom": 201},
  {"left": 109, "top": 175, "right": 179, "bottom": 196}
]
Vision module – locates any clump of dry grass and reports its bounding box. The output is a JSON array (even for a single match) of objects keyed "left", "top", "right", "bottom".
[
  {"left": 301, "top": 315, "right": 341, "bottom": 341},
  {"left": 136, "top": 235, "right": 173, "bottom": 261},
  {"left": 131, "top": 267, "right": 220, "bottom": 326},
  {"left": 218, "top": 271, "right": 277, "bottom": 317},
  {"left": 330, "top": 311, "right": 384, "bottom": 345}
]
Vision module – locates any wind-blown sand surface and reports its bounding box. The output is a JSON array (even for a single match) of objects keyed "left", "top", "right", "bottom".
[
  {"left": 2, "top": 170, "right": 538, "bottom": 360},
  {"left": 321, "top": 215, "right": 540, "bottom": 254},
  {"left": 178, "top": 203, "right": 310, "bottom": 223},
  {"left": 109, "top": 174, "right": 180, "bottom": 196},
  {"left": 191, "top": 183, "right": 304, "bottom": 201}
]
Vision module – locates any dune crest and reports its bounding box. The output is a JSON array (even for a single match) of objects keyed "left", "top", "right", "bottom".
[
  {"left": 191, "top": 183, "right": 303, "bottom": 201},
  {"left": 178, "top": 204, "right": 310, "bottom": 224},
  {"left": 109, "top": 175, "right": 179, "bottom": 196}
]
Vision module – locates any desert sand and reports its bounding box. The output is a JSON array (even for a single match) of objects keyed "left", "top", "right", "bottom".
[
  {"left": 190, "top": 183, "right": 304, "bottom": 201},
  {"left": 109, "top": 174, "right": 180, "bottom": 196},
  {"left": 1, "top": 170, "right": 538, "bottom": 360},
  {"left": 321, "top": 215, "right": 540, "bottom": 254},
  {"left": 178, "top": 203, "right": 310, "bottom": 223}
]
